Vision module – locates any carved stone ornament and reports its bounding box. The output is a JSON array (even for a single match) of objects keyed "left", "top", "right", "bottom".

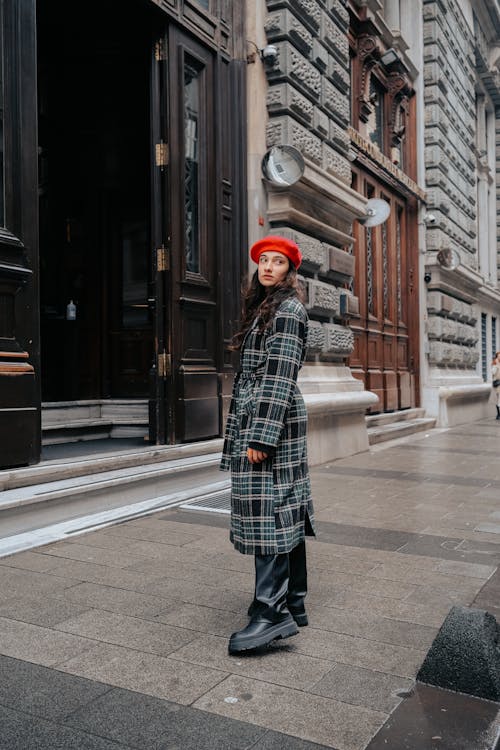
[{"left": 356, "top": 35, "right": 381, "bottom": 123}]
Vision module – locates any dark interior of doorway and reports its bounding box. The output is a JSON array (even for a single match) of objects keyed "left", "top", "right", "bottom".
[{"left": 37, "top": 0, "right": 156, "bottom": 403}]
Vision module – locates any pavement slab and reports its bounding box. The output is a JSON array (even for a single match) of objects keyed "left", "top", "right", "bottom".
[
  {"left": 193, "top": 674, "right": 387, "bottom": 750},
  {"left": 1, "top": 417, "right": 500, "bottom": 749}
]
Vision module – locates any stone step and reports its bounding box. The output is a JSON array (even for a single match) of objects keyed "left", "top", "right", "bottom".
[
  {"left": 368, "top": 417, "right": 437, "bottom": 446},
  {"left": 366, "top": 408, "right": 426, "bottom": 428},
  {"left": 0, "top": 446, "right": 226, "bottom": 556},
  {"left": 0, "top": 438, "right": 223, "bottom": 491},
  {"left": 41, "top": 400, "right": 149, "bottom": 444}
]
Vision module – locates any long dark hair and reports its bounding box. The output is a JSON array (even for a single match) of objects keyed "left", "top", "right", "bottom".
[{"left": 230, "top": 265, "right": 305, "bottom": 350}]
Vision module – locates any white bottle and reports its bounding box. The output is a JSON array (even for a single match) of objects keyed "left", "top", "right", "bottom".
[{"left": 66, "top": 300, "right": 76, "bottom": 321}]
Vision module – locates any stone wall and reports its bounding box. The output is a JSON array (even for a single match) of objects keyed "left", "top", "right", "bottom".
[{"left": 264, "top": 0, "right": 359, "bottom": 363}]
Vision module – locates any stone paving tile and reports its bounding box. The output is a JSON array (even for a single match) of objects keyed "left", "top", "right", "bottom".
[
  {"left": 365, "top": 562, "right": 484, "bottom": 595},
  {"left": 0, "top": 566, "right": 78, "bottom": 598},
  {"left": 38, "top": 541, "right": 152, "bottom": 568},
  {"left": 53, "top": 581, "right": 172, "bottom": 618},
  {"left": 322, "top": 588, "right": 450, "bottom": 628},
  {"left": 0, "top": 655, "right": 112, "bottom": 720},
  {"left": 193, "top": 674, "right": 386, "bottom": 750},
  {"left": 102, "top": 523, "right": 203, "bottom": 547},
  {"left": 251, "top": 733, "right": 334, "bottom": 750},
  {"left": 434, "top": 560, "right": 496, "bottom": 579},
  {"left": 292, "top": 627, "right": 425, "bottom": 679},
  {"left": 170, "top": 633, "right": 334, "bottom": 690},
  {"left": 0, "top": 617, "right": 94, "bottom": 667},
  {"left": 125, "top": 558, "right": 255, "bottom": 593},
  {"left": 0, "top": 705, "right": 130, "bottom": 750},
  {"left": 37, "top": 558, "right": 165, "bottom": 592},
  {"left": 0, "top": 594, "right": 92, "bottom": 628},
  {"left": 153, "top": 602, "right": 248, "bottom": 637},
  {"left": 64, "top": 686, "right": 268, "bottom": 750},
  {"left": 140, "top": 574, "right": 252, "bottom": 612},
  {"left": 366, "top": 682, "right": 500, "bottom": 750},
  {"left": 0, "top": 550, "right": 63, "bottom": 573},
  {"left": 309, "top": 662, "right": 414, "bottom": 713},
  {"left": 308, "top": 605, "right": 437, "bottom": 651},
  {"left": 56, "top": 641, "right": 228, "bottom": 705},
  {"left": 55, "top": 609, "right": 199, "bottom": 655}
]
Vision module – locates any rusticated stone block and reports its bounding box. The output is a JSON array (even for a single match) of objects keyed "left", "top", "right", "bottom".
[
  {"left": 328, "top": 119, "right": 350, "bottom": 154},
  {"left": 340, "top": 291, "right": 359, "bottom": 316},
  {"left": 323, "top": 143, "right": 351, "bottom": 183},
  {"left": 288, "top": 46, "right": 322, "bottom": 98},
  {"left": 306, "top": 320, "right": 326, "bottom": 353},
  {"left": 314, "top": 107, "right": 330, "bottom": 137},
  {"left": 327, "top": 55, "right": 350, "bottom": 94},
  {"left": 278, "top": 227, "right": 327, "bottom": 270},
  {"left": 326, "top": 245, "right": 355, "bottom": 279},
  {"left": 312, "top": 39, "right": 328, "bottom": 72},
  {"left": 266, "top": 116, "right": 322, "bottom": 165},
  {"left": 265, "top": 9, "right": 314, "bottom": 56},
  {"left": 321, "top": 11, "right": 349, "bottom": 66},
  {"left": 322, "top": 78, "right": 349, "bottom": 126},
  {"left": 327, "top": 0, "right": 349, "bottom": 31},
  {"left": 323, "top": 323, "right": 354, "bottom": 355},
  {"left": 267, "top": 83, "right": 314, "bottom": 125},
  {"left": 306, "top": 279, "right": 341, "bottom": 315}
]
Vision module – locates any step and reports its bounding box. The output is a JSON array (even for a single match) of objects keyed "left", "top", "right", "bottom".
[
  {"left": 368, "top": 417, "right": 436, "bottom": 445},
  {"left": 42, "top": 419, "right": 149, "bottom": 445},
  {"left": 0, "top": 447, "right": 226, "bottom": 554},
  {"left": 0, "top": 438, "right": 224, "bottom": 491},
  {"left": 366, "top": 408, "right": 425, "bottom": 428}
]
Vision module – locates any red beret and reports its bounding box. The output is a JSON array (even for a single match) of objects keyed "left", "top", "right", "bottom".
[{"left": 250, "top": 235, "right": 302, "bottom": 269}]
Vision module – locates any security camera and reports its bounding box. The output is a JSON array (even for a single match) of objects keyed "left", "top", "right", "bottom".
[
  {"left": 424, "top": 272, "right": 432, "bottom": 283},
  {"left": 424, "top": 213, "right": 437, "bottom": 225},
  {"left": 261, "top": 44, "right": 279, "bottom": 66}
]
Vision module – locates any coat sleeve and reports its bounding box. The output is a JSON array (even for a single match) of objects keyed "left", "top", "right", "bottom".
[{"left": 248, "top": 302, "right": 306, "bottom": 452}]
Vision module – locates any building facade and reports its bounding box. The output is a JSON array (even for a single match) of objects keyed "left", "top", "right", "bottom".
[
  {"left": 248, "top": 0, "right": 500, "bottom": 460},
  {"left": 0, "top": 0, "right": 247, "bottom": 468}
]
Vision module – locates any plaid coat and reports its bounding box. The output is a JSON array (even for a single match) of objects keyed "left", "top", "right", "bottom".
[{"left": 220, "top": 296, "right": 315, "bottom": 555}]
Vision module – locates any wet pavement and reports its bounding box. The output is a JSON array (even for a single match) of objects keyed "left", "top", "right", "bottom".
[{"left": 1, "top": 417, "right": 500, "bottom": 749}]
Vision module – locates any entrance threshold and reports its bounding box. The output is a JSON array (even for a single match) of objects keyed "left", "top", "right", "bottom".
[{"left": 42, "top": 400, "right": 149, "bottom": 445}]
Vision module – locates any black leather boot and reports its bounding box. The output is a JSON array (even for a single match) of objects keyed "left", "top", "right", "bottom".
[
  {"left": 496, "top": 406, "right": 500, "bottom": 420},
  {"left": 247, "top": 542, "right": 308, "bottom": 626},
  {"left": 229, "top": 553, "right": 298, "bottom": 654},
  {"left": 287, "top": 541, "right": 308, "bottom": 626}
]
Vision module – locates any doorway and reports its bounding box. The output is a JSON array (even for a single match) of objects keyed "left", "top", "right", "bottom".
[{"left": 37, "top": 0, "right": 155, "bottom": 402}]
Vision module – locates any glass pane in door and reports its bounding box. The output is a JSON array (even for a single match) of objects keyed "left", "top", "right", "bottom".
[{"left": 184, "top": 58, "right": 202, "bottom": 273}]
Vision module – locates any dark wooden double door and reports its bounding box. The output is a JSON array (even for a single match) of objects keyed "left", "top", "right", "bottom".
[
  {"left": 350, "top": 172, "right": 419, "bottom": 412},
  {"left": 0, "top": 0, "right": 245, "bottom": 467}
]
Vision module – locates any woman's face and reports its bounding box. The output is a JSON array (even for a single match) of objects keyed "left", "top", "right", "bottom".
[{"left": 257, "top": 251, "right": 290, "bottom": 288}]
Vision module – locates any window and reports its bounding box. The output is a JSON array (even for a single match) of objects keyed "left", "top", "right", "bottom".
[
  {"left": 367, "top": 77, "right": 384, "bottom": 149},
  {"left": 492, "top": 317, "right": 497, "bottom": 360}
]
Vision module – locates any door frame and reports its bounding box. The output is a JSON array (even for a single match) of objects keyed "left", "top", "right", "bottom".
[{"left": 0, "top": 0, "right": 40, "bottom": 467}]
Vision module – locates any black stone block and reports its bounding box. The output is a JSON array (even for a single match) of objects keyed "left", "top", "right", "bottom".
[{"left": 417, "top": 606, "right": 500, "bottom": 702}]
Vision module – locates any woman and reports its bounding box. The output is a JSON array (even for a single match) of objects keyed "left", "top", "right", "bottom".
[
  {"left": 220, "top": 235, "right": 315, "bottom": 655},
  {"left": 492, "top": 351, "right": 500, "bottom": 420}
]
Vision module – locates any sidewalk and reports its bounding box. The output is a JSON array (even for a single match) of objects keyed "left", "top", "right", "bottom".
[{"left": 1, "top": 418, "right": 500, "bottom": 749}]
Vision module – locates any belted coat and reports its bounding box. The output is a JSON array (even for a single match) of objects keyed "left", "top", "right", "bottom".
[{"left": 220, "top": 296, "right": 315, "bottom": 555}]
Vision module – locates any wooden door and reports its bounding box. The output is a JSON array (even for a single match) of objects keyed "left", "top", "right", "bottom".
[
  {"left": 0, "top": 0, "right": 40, "bottom": 467},
  {"left": 350, "top": 173, "right": 418, "bottom": 411}
]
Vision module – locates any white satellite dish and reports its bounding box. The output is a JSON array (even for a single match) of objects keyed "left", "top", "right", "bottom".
[
  {"left": 360, "top": 198, "right": 391, "bottom": 227},
  {"left": 437, "top": 247, "right": 460, "bottom": 270},
  {"left": 261, "top": 145, "right": 305, "bottom": 186}
]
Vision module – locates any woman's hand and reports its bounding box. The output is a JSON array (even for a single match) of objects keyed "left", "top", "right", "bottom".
[{"left": 247, "top": 448, "right": 268, "bottom": 464}]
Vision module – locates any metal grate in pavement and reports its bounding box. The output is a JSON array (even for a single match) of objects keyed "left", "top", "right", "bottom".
[{"left": 179, "top": 488, "right": 231, "bottom": 514}]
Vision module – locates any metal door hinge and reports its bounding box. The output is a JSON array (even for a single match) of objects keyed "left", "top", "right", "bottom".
[
  {"left": 158, "top": 351, "right": 171, "bottom": 378},
  {"left": 155, "top": 141, "right": 169, "bottom": 167},
  {"left": 156, "top": 245, "right": 170, "bottom": 272}
]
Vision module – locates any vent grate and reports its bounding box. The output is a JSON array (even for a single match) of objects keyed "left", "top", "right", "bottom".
[{"left": 180, "top": 488, "right": 231, "bottom": 514}]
